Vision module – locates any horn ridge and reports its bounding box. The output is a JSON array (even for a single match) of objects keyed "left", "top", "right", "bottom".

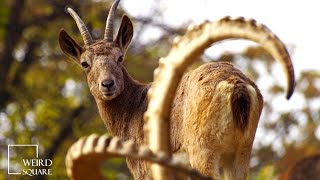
[
  {"left": 67, "top": 8, "right": 93, "bottom": 46},
  {"left": 104, "top": 0, "right": 121, "bottom": 41}
]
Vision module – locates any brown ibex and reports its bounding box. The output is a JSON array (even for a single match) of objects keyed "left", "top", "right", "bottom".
[
  {"left": 59, "top": 0, "right": 295, "bottom": 179},
  {"left": 279, "top": 154, "right": 320, "bottom": 180}
]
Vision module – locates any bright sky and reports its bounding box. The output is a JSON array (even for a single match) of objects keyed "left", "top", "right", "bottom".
[{"left": 123, "top": 0, "right": 320, "bottom": 74}]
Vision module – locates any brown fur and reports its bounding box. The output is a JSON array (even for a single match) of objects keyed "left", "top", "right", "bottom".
[
  {"left": 280, "top": 154, "right": 320, "bottom": 180},
  {"left": 172, "top": 63, "right": 263, "bottom": 179},
  {"left": 59, "top": 16, "right": 264, "bottom": 180}
]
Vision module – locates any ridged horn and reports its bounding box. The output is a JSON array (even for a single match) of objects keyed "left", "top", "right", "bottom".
[
  {"left": 65, "top": 134, "right": 211, "bottom": 180},
  {"left": 104, "top": 0, "right": 121, "bottom": 41},
  {"left": 144, "top": 18, "right": 295, "bottom": 178},
  {"left": 67, "top": 8, "right": 93, "bottom": 46}
]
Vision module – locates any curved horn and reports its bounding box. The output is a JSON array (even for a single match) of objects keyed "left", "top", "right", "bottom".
[
  {"left": 65, "top": 134, "right": 210, "bottom": 180},
  {"left": 104, "top": 0, "right": 121, "bottom": 41},
  {"left": 67, "top": 8, "right": 93, "bottom": 46},
  {"left": 144, "top": 16, "right": 295, "bottom": 179}
]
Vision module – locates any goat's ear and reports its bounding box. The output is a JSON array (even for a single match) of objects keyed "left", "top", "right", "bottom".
[
  {"left": 115, "top": 15, "right": 133, "bottom": 54},
  {"left": 59, "top": 29, "right": 83, "bottom": 64}
]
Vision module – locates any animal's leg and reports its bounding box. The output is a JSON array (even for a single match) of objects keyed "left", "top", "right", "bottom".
[
  {"left": 126, "top": 158, "right": 150, "bottom": 180},
  {"left": 223, "top": 145, "right": 252, "bottom": 180},
  {"left": 188, "top": 148, "right": 221, "bottom": 180}
]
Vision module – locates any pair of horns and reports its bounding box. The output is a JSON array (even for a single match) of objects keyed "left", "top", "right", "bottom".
[{"left": 67, "top": 0, "right": 120, "bottom": 45}]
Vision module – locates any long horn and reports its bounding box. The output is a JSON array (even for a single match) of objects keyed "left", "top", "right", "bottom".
[
  {"left": 104, "top": 0, "right": 121, "bottom": 41},
  {"left": 144, "top": 17, "right": 295, "bottom": 178},
  {"left": 65, "top": 134, "right": 210, "bottom": 180},
  {"left": 67, "top": 8, "right": 93, "bottom": 46}
]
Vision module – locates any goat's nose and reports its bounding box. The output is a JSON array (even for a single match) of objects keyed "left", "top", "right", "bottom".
[{"left": 101, "top": 80, "right": 115, "bottom": 89}]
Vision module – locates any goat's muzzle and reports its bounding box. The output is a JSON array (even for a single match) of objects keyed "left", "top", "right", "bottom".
[{"left": 99, "top": 79, "right": 118, "bottom": 100}]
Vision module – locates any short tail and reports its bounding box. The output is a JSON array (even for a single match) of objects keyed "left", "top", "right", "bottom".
[{"left": 231, "top": 83, "right": 251, "bottom": 131}]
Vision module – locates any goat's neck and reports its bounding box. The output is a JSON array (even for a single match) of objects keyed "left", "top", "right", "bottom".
[{"left": 95, "top": 67, "right": 150, "bottom": 143}]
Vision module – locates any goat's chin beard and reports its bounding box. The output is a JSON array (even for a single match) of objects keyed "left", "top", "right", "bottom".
[
  {"left": 99, "top": 91, "right": 119, "bottom": 101},
  {"left": 94, "top": 86, "right": 124, "bottom": 101}
]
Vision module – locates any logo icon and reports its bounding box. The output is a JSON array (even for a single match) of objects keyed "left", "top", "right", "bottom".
[{"left": 7, "top": 144, "right": 53, "bottom": 176}]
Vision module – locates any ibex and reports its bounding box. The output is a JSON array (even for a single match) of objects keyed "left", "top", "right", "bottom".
[
  {"left": 59, "top": 0, "right": 295, "bottom": 179},
  {"left": 280, "top": 154, "right": 320, "bottom": 180}
]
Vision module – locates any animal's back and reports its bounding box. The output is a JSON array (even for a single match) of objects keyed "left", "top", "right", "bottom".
[
  {"left": 280, "top": 154, "right": 320, "bottom": 180},
  {"left": 171, "top": 62, "right": 263, "bottom": 179}
]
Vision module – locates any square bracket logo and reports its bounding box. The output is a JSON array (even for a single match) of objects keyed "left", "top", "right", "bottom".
[
  {"left": 7, "top": 144, "right": 52, "bottom": 176},
  {"left": 7, "top": 144, "right": 39, "bottom": 174}
]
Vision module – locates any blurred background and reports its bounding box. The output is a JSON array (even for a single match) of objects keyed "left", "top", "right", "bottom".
[{"left": 0, "top": 0, "right": 319, "bottom": 179}]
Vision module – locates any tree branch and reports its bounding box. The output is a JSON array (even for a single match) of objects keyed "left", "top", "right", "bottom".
[
  {"left": 0, "top": 0, "right": 79, "bottom": 109},
  {"left": 0, "top": 0, "right": 26, "bottom": 108},
  {"left": 33, "top": 105, "right": 85, "bottom": 180},
  {"left": 43, "top": 105, "right": 85, "bottom": 160}
]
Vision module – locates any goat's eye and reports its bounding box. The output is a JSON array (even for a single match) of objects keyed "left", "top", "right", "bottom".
[
  {"left": 81, "top": 62, "right": 89, "bottom": 68},
  {"left": 117, "top": 56, "right": 123, "bottom": 63}
]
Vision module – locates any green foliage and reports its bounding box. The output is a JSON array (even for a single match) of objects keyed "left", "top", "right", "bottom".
[{"left": 255, "top": 165, "right": 276, "bottom": 180}]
